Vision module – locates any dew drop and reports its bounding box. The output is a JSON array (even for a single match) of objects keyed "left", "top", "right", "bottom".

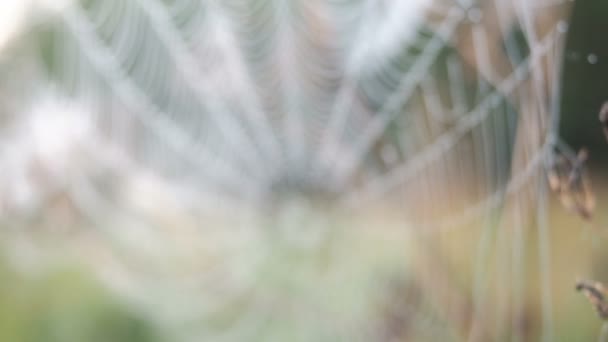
[{"left": 588, "top": 53, "right": 599, "bottom": 64}]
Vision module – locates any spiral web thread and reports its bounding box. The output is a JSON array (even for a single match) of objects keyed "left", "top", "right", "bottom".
[{"left": 0, "top": 0, "right": 576, "bottom": 340}]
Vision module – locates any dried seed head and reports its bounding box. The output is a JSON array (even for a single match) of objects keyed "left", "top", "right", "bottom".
[
  {"left": 548, "top": 148, "right": 595, "bottom": 221},
  {"left": 576, "top": 280, "right": 608, "bottom": 320}
]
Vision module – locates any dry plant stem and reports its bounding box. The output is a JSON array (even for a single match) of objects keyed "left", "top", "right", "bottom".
[
  {"left": 452, "top": 0, "right": 572, "bottom": 203},
  {"left": 450, "top": 3, "right": 570, "bottom": 340},
  {"left": 450, "top": 0, "right": 571, "bottom": 240}
]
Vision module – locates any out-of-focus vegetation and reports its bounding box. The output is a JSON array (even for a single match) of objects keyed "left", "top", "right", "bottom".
[
  {"left": 1, "top": 199, "right": 608, "bottom": 342},
  {"left": 0, "top": 213, "right": 426, "bottom": 342},
  {"left": 0, "top": 0, "right": 607, "bottom": 341},
  {"left": 0, "top": 250, "right": 162, "bottom": 342}
]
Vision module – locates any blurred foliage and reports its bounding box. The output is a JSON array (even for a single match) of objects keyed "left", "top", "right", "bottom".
[
  {"left": 0, "top": 254, "right": 162, "bottom": 342},
  {"left": 0, "top": 0, "right": 607, "bottom": 341}
]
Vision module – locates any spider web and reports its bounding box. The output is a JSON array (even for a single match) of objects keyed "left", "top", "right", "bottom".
[{"left": 0, "top": 0, "right": 576, "bottom": 340}]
